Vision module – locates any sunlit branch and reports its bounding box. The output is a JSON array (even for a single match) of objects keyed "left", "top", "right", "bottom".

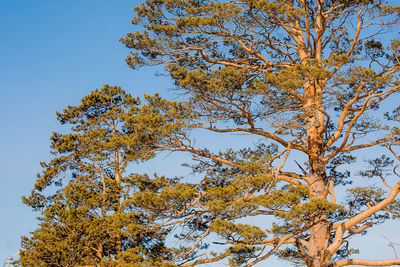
[
  {"left": 325, "top": 83, "right": 400, "bottom": 161},
  {"left": 172, "top": 224, "right": 212, "bottom": 263},
  {"left": 325, "top": 5, "right": 366, "bottom": 81},
  {"left": 387, "top": 144, "right": 400, "bottom": 162},
  {"left": 183, "top": 251, "right": 231, "bottom": 267},
  {"left": 195, "top": 125, "right": 309, "bottom": 154},
  {"left": 334, "top": 259, "right": 400, "bottom": 266},
  {"left": 244, "top": 232, "right": 306, "bottom": 267},
  {"left": 327, "top": 182, "right": 400, "bottom": 257}
]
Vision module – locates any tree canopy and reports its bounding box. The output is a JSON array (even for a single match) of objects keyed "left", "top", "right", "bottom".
[
  {"left": 119, "top": 0, "right": 400, "bottom": 266},
  {"left": 21, "top": 0, "right": 400, "bottom": 267},
  {"left": 20, "top": 85, "right": 174, "bottom": 266}
]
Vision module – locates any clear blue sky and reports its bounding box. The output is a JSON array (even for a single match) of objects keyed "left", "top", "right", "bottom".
[
  {"left": 0, "top": 1, "right": 399, "bottom": 266},
  {"left": 0, "top": 0, "right": 171, "bottom": 264}
]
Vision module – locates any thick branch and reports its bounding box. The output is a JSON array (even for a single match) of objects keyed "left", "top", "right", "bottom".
[
  {"left": 340, "top": 133, "right": 395, "bottom": 153},
  {"left": 327, "top": 183, "right": 400, "bottom": 257},
  {"left": 244, "top": 232, "right": 301, "bottom": 267},
  {"left": 195, "top": 125, "right": 309, "bottom": 154},
  {"left": 183, "top": 251, "right": 231, "bottom": 267},
  {"left": 341, "top": 182, "right": 400, "bottom": 230},
  {"left": 334, "top": 259, "right": 400, "bottom": 266}
]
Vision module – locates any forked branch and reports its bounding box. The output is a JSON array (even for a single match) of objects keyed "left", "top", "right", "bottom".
[{"left": 327, "top": 182, "right": 400, "bottom": 257}]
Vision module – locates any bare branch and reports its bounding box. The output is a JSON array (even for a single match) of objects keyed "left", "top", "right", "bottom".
[{"left": 334, "top": 258, "right": 400, "bottom": 266}]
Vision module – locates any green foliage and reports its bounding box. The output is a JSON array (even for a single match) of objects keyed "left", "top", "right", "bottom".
[
  {"left": 118, "top": 0, "right": 400, "bottom": 266},
  {"left": 21, "top": 0, "right": 400, "bottom": 266},
  {"left": 20, "top": 85, "right": 174, "bottom": 266}
]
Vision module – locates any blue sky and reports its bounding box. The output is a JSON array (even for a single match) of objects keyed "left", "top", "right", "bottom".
[
  {"left": 0, "top": 1, "right": 399, "bottom": 266},
  {"left": 0, "top": 0, "right": 171, "bottom": 263}
]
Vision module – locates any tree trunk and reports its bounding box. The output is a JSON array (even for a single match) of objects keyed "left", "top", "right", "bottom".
[
  {"left": 304, "top": 79, "right": 329, "bottom": 266},
  {"left": 308, "top": 162, "right": 329, "bottom": 267}
]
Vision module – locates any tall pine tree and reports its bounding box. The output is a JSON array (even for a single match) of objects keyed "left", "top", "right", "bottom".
[{"left": 120, "top": 0, "right": 400, "bottom": 266}]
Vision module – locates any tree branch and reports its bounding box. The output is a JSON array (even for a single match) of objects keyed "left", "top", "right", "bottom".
[
  {"left": 334, "top": 258, "right": 400, "bottom": 266},
  {"left": 327, "top": 183, "right": 400, "bottom": 257}
]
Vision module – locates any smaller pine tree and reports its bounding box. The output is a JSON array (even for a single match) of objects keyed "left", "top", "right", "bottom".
[{"left": 20, "top": 85, "right": 173, "bottom": 266}]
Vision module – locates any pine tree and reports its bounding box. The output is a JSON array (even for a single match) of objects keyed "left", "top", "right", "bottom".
[
  {"left": 120, "top": 0, "right": 400, "bottom": 266},
  {"left": 20, "top": 85, "right": 173, "bottom": 266}
]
